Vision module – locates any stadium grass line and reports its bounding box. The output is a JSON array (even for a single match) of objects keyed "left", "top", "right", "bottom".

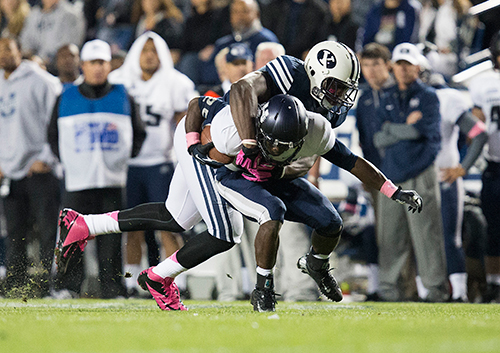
[{"left": 1, "top": 299, "right": 499, "bottom": 353}]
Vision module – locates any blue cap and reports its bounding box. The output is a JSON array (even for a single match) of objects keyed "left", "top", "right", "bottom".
[{"left": 226, "top": 43, "right": 253, "bottom": 63}]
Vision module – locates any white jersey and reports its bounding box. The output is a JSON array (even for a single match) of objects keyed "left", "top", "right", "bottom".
[
  {"left": 0, "top": 61, "right": 62, "bottom": 179},
  {"left": 109, "top": 32, "right": 197, "bottom": 167},
  {"left": 210, "top": 105, "right": 336, "bottom": 161},
  {"left": 435, "top": 88, "right": 471, "bottom": 168},
  {"left": 468, "top": 70, "right": 500, "bottom": 162}
]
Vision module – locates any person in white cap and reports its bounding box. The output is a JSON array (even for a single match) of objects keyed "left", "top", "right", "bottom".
[
  {"left": 47, "top": 39, "right": 147, "bottom": 299},
  {"left": 372, "top": 42, "right": 449, "bottom": 302}
]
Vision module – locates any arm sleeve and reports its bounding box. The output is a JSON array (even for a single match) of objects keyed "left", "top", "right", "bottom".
[
  {"left": 321, "top": 139, "right": 358, "bottom": 172},
  {"left": 456, "top": 111, "right": 488, "bottom": 171},
  {"left": 386, "top": 122, "right": 422, "bottom": 140},
  {"left": 373, "top": 129, "right": 400, "bottom": 149},
  {"left": 47, "top": 95, "right": 61, "bottom": 159},
  {"left": 129, "top": 95, "right": 147, "bottom": 158}
]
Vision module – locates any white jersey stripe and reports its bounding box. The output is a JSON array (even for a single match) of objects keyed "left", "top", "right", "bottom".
[
  {"left": 194, "top": 160, "right": 232, "bottom": 242},
  {"left": 276, "top": 56, "right": 293, "bottom": 86},
  {"left": 266, "top": 62, "right": 287, "bottom": 93},
  {"left": 215, "top": 179, "right": 272, "bottom": 225}
]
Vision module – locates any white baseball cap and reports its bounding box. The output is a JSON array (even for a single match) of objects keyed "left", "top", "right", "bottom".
[
  {"left": 80, "top": 40, "right": 112, "bottom": 62},
  {"left": 391, "top": 43, "right": 422, "bottom": 66}
]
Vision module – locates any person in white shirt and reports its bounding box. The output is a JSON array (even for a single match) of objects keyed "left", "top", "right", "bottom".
[{"left": 108, "top": 31, "right": 197, "bottom": 296}]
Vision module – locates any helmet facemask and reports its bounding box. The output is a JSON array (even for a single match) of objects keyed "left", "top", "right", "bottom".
[
  {"left": 312, "top": 77, "right": 358, "bottom": 122},
  {"left": 256, "top": 128, "right": 305, "bottom": 165}
]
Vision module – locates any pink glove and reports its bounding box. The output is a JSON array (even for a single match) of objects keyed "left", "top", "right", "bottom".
[{"left": 236, "top": 150, "right": 276, "bottom": 182}]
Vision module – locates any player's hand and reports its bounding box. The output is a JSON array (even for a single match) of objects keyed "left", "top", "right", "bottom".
[
  {"left": 239, "top": 154, "right": 279, "bottom": 182},
  {"left": 236, "top": 146, "right": 260, "bottom": 170},
  {"left": 440, "top": 166, "right": 465, "bottom": 184},
  {"left": 188, "top": 142, "right": 225, "bottom": 169},
  {"left": 391, "top": 187, "right": 423, "bottom": 213}
]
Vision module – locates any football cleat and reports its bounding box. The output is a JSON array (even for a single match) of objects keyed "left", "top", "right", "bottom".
[
  {"left": 297, "top": 255, "right": 343, "bottom": 302},
  {"left": 137, "top": 267, "right": 187, "bottom": 311},
  {"left": 55, "top": 209, "right": 92, "bottom": 275},
  {"left": 250, "top": 287, "right": 279, "bottom": 312}
]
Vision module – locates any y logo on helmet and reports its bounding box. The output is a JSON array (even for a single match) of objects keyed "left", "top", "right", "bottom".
[{"left": 317, "top": 50, "right": 336, "bottom": 69}]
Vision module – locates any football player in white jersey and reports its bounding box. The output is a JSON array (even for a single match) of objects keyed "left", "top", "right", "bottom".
[
  {"left": 419, "top": 63, "right": 488, "bottom": 302},
  {"left": 468, "top": 31, "right": 500, "bottom": 302},
  {"left": 107, "top": 32, "right": 197, "bottom": 296},
  {"left": 55, "top": 92, "right": 423, "bottom": 312}
]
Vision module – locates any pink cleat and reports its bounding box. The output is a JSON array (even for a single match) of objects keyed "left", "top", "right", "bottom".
[
  {"left": 55, "top": 209, "right": 92, "bottom": 275},
  {"left": 137, "top": 267, "right": 187, "bottom": 311}
]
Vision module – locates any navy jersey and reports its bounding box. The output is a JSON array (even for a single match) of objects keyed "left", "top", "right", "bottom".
[{"left": 260, "top": 55, "right": 321, "bottom": 114}]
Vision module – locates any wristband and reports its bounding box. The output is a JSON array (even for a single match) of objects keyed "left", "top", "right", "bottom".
[
  {"left": 186, "top": 132, "right": 201, "bottom": 149},
  {"left": 381, "top": 180, "right": 398, "bottom": 198},
  {"left": 242, "top": 139, "right": 258, "bottom": 146}
]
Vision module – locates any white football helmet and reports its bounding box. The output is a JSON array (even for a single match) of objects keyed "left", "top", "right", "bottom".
[{"left": 304, "top": 41, "right": 360, "bottom": 127}]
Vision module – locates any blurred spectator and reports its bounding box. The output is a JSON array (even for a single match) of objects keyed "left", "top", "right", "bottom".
[
  {"left": 110, "top": 49, "right": 126, "bottom": 70},
  {"left": 176, "top": 0, "right": 231, "bottom": 85},
  {"left": 373, "top": 42, "right": 448, "bottom": 302},
  {"left": 357, "top": 43, "right": 394, "bottom": 170},
  {"left": 198, "top": 0, "right": 278, "bottom": 86},
  {"left": 55, "top": 43, "right": 81, "bottom": 85},
  {"left": 0, "top": 0, "right": 30, "bottom": 38},
  {"left": 48, "top": 39, "right": 146, "bottom": 298},
  {"left": 419, "top": 0, "right": 479, "bottom": 78},
  {"left": 134, "top": 0, "right": 184, "bottom": 63},
  {"left": 350, "top": 0, "right": 376, "bottom": 27},
  {"left": 356, "top": 43, "right": 394, "bottom": 301},
  {"left": 261, "top": 0, "right": 329, "bottom": 59},
  {"left": 419, "top": 63, "right": 488, "bottom": 302},
  {"left": 108, "top": 31, "right": 196, "bottom": 296},
  {"left": 20, "top": 0, "right": 85, "bottom": 67},
  {"left": 326, "top": 0, "right": 358, "bottom": 50},
  {"left": 0, "top": 37, "right": 62, "bottom": 297},
  {"left": 254, "top": 41, "right": 284, "bottom": 69},
  {"left": 359, "top": 0, "right": 420, "bottom": 52},
  {"left": 85, "top": 0, "right": 135, "bottom": 51},
  {"left": 468, "top": 31, "right": 500, "bottom": 303},
  {"left": 198, "top": 46, "right": 228, "bottom": 96}
]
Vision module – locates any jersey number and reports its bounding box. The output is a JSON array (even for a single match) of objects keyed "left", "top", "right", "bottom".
[{"left": 145, "top": 105, "right": 161, "bottom": 126}]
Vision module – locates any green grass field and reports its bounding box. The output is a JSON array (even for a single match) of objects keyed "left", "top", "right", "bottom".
[{"left": 1, "top": 299, "right": 499, "bottom": 353}]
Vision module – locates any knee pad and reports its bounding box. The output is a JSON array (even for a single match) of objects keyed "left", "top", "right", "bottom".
[{"left": 316, "top": 221, "right": 343, "bottom": 238}]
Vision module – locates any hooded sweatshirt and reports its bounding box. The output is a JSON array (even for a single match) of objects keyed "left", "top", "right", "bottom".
[
  {"left": 109, "top": 31, "right": 197, "bottom": 166},
  {"left": 0, "top": 61, "right": 62, "bottom": 179}
]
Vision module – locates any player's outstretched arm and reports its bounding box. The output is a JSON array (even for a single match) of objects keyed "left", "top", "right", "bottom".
[
  {"left": 322, "top": 141, "right": 423, "bottom": 213},
  {"left": 350, "top": 157, "right": 423, "bottom": 213}
]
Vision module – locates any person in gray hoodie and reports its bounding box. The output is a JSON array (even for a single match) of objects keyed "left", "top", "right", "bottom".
[
  {"left": 20, "top": 0, "right": 85, "bottom": 69},
  {"left": 0, "top": 37, "right": 62, "bottom": 297}
]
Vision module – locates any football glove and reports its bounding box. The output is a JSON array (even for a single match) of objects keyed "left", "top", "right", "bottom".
[
  {"left": 188, "top": 142, "right": 225, "bottom": 169},
  {"left": 391, "top": 187, "right": 423, "bottom": 213}
]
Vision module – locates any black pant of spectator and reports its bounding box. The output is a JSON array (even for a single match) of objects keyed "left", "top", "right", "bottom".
[
  {"left": 55, "top": 187, "right": 126, "bottom": 299},
  {"left": 3, "top": 172, "right": 61, "bottom": 297}
]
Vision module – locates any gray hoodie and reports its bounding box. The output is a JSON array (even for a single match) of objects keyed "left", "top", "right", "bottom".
[
  {"left": 0, "top": 61, "right": 62, "bottom": 179},
  {"left": 20, "top": 0, "right": 85, "bottom": 62}
]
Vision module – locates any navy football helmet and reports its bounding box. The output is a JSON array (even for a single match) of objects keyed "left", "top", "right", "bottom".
[
  {"left": 304, "top": 41, "right": 360, "bottom": 128},
  {"left": 256, "top": 94, "right": 309, "bottom": 165}
]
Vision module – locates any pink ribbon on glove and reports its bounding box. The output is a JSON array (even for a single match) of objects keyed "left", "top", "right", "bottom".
[{"left": 236, "top": 149, "right": 276, "bottom": 182}]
